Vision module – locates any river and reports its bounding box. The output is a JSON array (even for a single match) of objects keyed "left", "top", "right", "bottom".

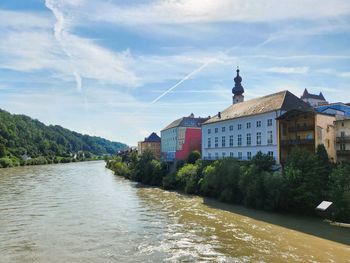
[{"left": 0, "top": 161, "right": 349, "bottom": 262}]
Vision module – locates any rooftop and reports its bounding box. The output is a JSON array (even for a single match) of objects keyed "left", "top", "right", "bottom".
[
  {"left": 316, "top": 103, "right": 350, "bottom": 117},
  {"left": 301, "top": 88, "right": 326, "bottom": 101},
  {"left": 162, "top": 114, "right": 210, "bottom": 131},
  {"left": 204, "top": 90, "right": 313, "bottom": 124},
  {"left": 144, "top": 132, "right": 161, "bottom": 142}
]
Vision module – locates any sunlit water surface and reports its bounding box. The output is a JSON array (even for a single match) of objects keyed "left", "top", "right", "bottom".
[{"left": 0, "top": 161, "right": 349, "bottom": 262}]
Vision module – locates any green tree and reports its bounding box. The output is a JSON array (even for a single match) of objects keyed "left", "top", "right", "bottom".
[
  {"left": 186, "top": 151, "right": 201, "bottom": 164},
  {"left": 330, "top": 164, "right": 350, "bottom": 223}
]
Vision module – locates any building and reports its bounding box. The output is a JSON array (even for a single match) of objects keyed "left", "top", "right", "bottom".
[
  {"left": 161, "top": 114, "right": 209, "bottom": 161},
  {"left": 334, "top": 118, "right": 350, "bottom": 163},
  {"left": 138, "top": 132, "right": 161, "bottom": 159},
  {"left": 316, "top": 103, "right": 350, "bottom": 119},
  {"left": 202, "top": 69, "right": 312, "bottom": 162},
  {"left": 277, "top": 110, "right": 336, "bottom": 164},
  {"left": 301, "top": 88, "right": 328, "bottom": 107}
]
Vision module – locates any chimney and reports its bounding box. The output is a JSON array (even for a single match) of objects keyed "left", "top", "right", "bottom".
[{"left": 218, "top": 112, "right": 221, "bottom": 119}]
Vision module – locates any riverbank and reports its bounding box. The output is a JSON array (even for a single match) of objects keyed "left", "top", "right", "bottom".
[
  {"left": 0, "top": 155, "right": 104, "bottom": 168},
  {"left": 106, "top": 147, "right": 350, "bottom": 224}
]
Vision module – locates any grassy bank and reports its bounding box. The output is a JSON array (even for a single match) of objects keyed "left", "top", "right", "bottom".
[
  {"left": 106, "top": 146, "right": 350, "bottom": 223},
  {"left": 0, "top": 155, "right": 105, "bottom": 168}
]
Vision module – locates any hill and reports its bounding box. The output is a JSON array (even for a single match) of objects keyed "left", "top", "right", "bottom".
[{"left": 0, "top": 109, "right": 127, "bottom": 167}]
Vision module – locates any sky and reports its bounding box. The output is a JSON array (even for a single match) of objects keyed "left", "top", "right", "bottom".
[{"left": 0, "top": 0, "right": 350, "bottom": 146}]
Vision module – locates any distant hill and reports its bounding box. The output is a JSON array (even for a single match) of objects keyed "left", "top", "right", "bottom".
[{"left": 0, "top": 108, "right": 127, "bottom": 167}]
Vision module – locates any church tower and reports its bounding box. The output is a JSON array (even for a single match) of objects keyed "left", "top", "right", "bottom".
[{"left": 232, "top": 67, "right": 244, "bottom": 105}]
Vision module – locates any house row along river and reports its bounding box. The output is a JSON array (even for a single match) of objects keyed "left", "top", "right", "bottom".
[{"left": 0, "top": 161, "right": 349, "bottom": 262}]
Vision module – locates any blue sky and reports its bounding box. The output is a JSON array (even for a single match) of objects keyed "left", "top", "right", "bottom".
[{"left": 0, "top": 0, "right": 350, "bottom": 146}]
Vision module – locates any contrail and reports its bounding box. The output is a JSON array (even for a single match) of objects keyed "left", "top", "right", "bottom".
[
  {"left": 151, "top": 60, "right": 215, "bottom": 104},
  {"left": 150, "top": 45, "right": 240, "bottom": 104},
  {"left": 45, "top": 0, "right": 82, "bottom": 92}
]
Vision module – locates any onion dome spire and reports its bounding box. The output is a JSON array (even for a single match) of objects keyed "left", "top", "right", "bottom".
[{"left": 232, "top": 66, "right": 244, "bottom": 96}]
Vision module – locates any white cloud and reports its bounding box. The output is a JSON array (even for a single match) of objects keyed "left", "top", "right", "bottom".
[
  {"left": 0, "top": 22, "right": 138, "bottom": 90},
  {"left": 0, "top": 10, "right": 52, "bottom": 29},
  {"left": 265, "top": 66, "right": 309, "bottom": 74},
  {"left": 84, "top": 0, "right": 350, "bottom": 25}
]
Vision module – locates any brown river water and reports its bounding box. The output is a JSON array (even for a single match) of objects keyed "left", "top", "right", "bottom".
[{"left": 0, "top": 161, "right": 349, "bottom": 262}]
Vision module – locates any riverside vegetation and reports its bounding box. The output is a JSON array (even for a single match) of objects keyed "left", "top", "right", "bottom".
[
  {"left": 0, "top": 109, "right": 127, "bottom": 168},
  {"left": 106, "top": 145, "right": 350, "bottom": 223}
]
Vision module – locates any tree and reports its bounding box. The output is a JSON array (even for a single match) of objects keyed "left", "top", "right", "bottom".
[
  {"left": 330, "top": 164, "right": 350, "bottom": 223},
  {"left": 0, "top": 144, "right": 6, "bottom": 158},
  {"left": 186, "top": 151, "right": 201, "bottom": 164}
]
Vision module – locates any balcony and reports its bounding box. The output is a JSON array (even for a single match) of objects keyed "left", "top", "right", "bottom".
[
  {"left": 287, "top": 125, "right": 314, "bottom": 133},
  {"left": 280, "top": 139, "right": 315, "bottom": 146},
  {"left": 337, "top": 150, "right": 350, "bottom": 156},
  {"left": 336, "top": 136, "right": 350, "bottom": 143}
]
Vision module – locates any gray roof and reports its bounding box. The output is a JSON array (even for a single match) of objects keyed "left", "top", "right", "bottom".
[
  {"left": 162, "top": 116, "right": 209, "bottom": 131},
  {"left": 301, "top": 88, "right": 326, "bottom": 100},
  {"left": 144, "top": 132, "right": 161, "bottom": 142},
  {"left": 204, "top": 90, "right": 313, "bottom": 125}
]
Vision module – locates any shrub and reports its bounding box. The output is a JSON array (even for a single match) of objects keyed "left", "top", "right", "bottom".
[
  {"left": 0, "top": 157, "right": 13, "bottom": 168},
  {"left": 163, "top": 172, "right": 178, "bottom": 190},
  {"left": 186, "top": 151, "right": 201, "bottom": 164},
  {"left": 176, "top": 163, "right": 199, "bottom": 194},
  {"left": 330, "top": 164, "right": 350, "bottom": 223}
]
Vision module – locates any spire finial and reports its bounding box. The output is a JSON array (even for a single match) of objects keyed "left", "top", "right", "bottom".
[{"left": 232, "top": 67, "right": 244, "bottom": 96}]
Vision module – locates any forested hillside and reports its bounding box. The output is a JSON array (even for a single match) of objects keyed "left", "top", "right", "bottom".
[{"left": 0, "top": 109, "right": 127, "bottom": 167}]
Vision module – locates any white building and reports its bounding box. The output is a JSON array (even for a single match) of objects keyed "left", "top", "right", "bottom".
[
  {"left": 202, "top": 69, "right": 312, "bottom": 162},
  {"left": 301, "top": 88, "right": 328, "bottom": 107}
]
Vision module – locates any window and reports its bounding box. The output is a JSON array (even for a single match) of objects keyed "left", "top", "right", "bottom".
[
  {"left": 238, "top": 124, "right": 242, "bottom": 130},
  {"left": 208, "top": 153, "right": 211, "bottom": 159},
  {"left": 268, "top": 151, "right": 274, "bottom": 157},
  {"left": 207, "top": 138, "right": 211, "bottom": 148},
  {"left": 230, "top": 152, "right": 234, "bottom": 157},
  {"left": 267, "top": 119, "right": 273, "bottom": 127},
  {"left": 256, "top": 132, "right": 262, "bottom": 145},
  {"left": 341, "top": 131, "right": 345, "bottom": 137},
  {"left": 238, "top": 134, "right": 242, "bottom": 146},
  {"left": 247, "top": 152, "right": 252, "bottom": 160},
  {"left": 222, "top": 127, "right": 226, "bottom": 132},
  {"left": 215, "top": 152, "right": 219, "bottom": 160},
  {"left": 256, "top": 121, "right": 261, "bottom": 127},
  {"left": 215, "top": 137, "right": 218, "bottom": 148},
  {"left": 215, "top": 127, "right": 218, "bottom": 133},
  {"left": 238, "top": 152, "right": 242, "bottom": 160},
  {"left": 208, "top": 128, "right": 211, "bottom": 134},
  {"left": 341, "top": 144, "right": 346, "bottom": 150},
  {"left": 247, "top": 122, "right": 251, "bottom": 129},
  {"left": 267, "top": 131, "right": 273, "bottom": 145},
  {"left": 229, "top": 125, "right": 234, "bottom": 131},
  {"left": 229, "top": 135, "right": 234, "bottom": 147},
  {"left": 342, "top": 122, "right": 344, "bottom": 127},
  {"left": 246, "top": 133, "right": 251, "bottom": 146},
  {"left": 222, "top": 136, "right": 226, "bottom": 147},
  {"left": 222, "top": 152, "right": 226, "bottom": 158}
]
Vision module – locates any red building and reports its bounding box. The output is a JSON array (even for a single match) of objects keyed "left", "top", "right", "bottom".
[
  {"left": 161, "top": 113, "right": 209, "bottom": 161},
  {"left": 175, "top": 128, "right": 202, "bottom": 160}
]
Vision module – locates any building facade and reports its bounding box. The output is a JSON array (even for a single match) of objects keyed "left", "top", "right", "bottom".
[
  {"left": 301, "top": 88, "right": 328, "bottom": 107},
  {"left": 334, "top": 118, "right": 350, "bottom": 163},
  {"left": 316, "top": 103, "right": 350, "bottom": 119},
  {"left": 277, "top": 110, "right": 336, "bottom": 164},
  {"left": 138, "top": 132, "right": 161, "bottom": 159},
  {"left": 161, "top": 114, "right": 209, "bottom": 161},
  {"left": 202, "top": 70, "right": 312, "bottom": 163}
]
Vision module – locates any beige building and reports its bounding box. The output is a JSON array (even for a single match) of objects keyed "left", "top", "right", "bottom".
[
  {"left": 334, "top": 118, "right": 350, "bottom": 163},
  {"left": 138, "top": 132, "right": 161, "bottom": 159},
  {"left": 278, "top": 110, "right": 336, "bottom": 164}
]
